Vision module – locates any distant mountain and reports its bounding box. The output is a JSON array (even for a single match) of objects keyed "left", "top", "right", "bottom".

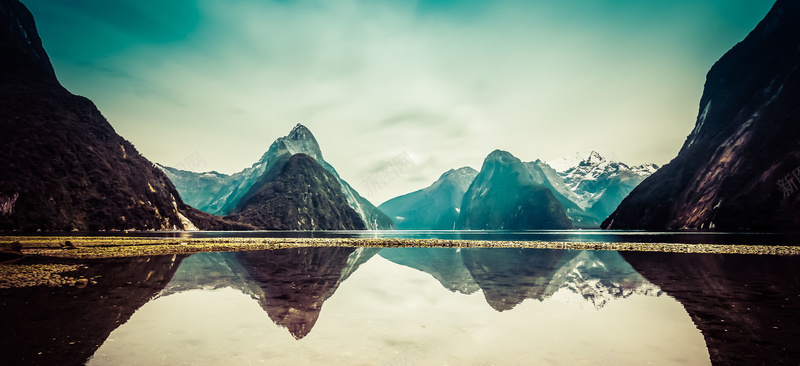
[
  {"left": 225, "top": 154, "right": 365, "bottom": 230},
  {"left": 0, "top": 0, "right": 238, "bottom": 231},
  {"left": 456, "top": 150, "right": 573, "bottom": 230},
  {"left": 550, "top": 151, "right": 658, "bottom": 221},
  {"left": 604, "top": 0, "right": 800, "bottom": 231},
  {"left": 381, "top": 150, "right": 654, "bottom": 230},
  {"left": 160, "top": 124, "right": 393, "bottom": 230},
  {"left": 378, "top": 167, "right": 477, "bottom": 230}
]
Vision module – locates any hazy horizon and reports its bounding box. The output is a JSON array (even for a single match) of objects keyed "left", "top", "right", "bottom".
[{"left": 22, "top": 0, "right": 775, "bottom": 205}]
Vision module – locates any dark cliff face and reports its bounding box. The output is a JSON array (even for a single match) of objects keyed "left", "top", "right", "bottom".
[
  {"left": 622, "top": 252, "right": 800, "bottom": 366},
  {"left": 0, "top": 0, "right": 238, "bottom": 231},
  {"left": 226, "top": 154, "right": 366, "bottom": 230},
  {"left": 0, "top": 0, "right": 58, "bottom": 87},
  {"left": 604, "top": 0, "right": 800, "bottom": 231},
  {"left": 457, "top": 150, "right": 572, "bottom": 230}
]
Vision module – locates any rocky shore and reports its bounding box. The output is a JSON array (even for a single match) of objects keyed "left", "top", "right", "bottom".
[
  {"left": 1, "top": 236, "right": 798, "bottom": 289},
  {"left": 1, "top": 236, "right": 798, "bottom": 259}
]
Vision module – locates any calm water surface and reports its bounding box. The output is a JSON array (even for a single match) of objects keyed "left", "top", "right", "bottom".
[{"left": 2, "top": 245, "right": 799, "bottom": 365}]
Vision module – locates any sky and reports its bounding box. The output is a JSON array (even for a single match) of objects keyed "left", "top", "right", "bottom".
[{"left": 22, "top": 0, "right": 775, "bottom": 205}]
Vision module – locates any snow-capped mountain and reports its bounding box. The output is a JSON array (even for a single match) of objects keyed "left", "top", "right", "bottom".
[
  {"left": 547, "top": 150, "right": 596, "bottom": 173},
  {"left": 456, "top": 150, "right": 573, "bottom": 230},
  {"left": 379, "top": 150, "right": 655, "bottom": 229},
  {"left": 378, "top": 167, "right": 478, "bottom": 230},
  {"left": 159, "top": 124, "right": 393, "bottom": 230},
  {"left": 549, "top": 151, "right": 658, "bottom": 221}
]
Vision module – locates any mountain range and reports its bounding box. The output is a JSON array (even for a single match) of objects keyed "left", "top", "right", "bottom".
[
  {"left": 2, "top": 0, "right": 798, "bottom": 232},
  {"left": 160, "top": 124, "right": 393, "bottom": 230},
  {"left": 381, "top": 150, "right": 657, "bottom": 230}
]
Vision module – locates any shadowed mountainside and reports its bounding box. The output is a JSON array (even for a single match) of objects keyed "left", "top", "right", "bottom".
[
  {"left": 225, "top": 154, "right": 365, "bottom": 230},
  {"left": 0, "top": 0, "right": 245, "bottom": 231},
  {"left": 604, "top": 0, "right": 800, "bottom": 231}
]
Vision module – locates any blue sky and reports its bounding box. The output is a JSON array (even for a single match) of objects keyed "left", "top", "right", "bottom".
[{"left": 22, "top": 0, "right": 775, "bottom": 204}]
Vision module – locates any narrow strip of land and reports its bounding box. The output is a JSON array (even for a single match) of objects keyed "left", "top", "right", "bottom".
[{"left": 2, "top": 236, "right": 798, "bottom": 259}]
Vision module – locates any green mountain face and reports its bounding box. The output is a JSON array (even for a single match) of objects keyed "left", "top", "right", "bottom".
[
  {"left": 378, "top": 167, "right": 478, "bottom": 230},
  {"left": 456, "top": 150, "right": 573, "bottom": 230}
]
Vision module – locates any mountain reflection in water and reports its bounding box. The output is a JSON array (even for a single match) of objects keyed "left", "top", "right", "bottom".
[
  {"left": 155, "top": 247, "right": 658, "bottom": 340},
  {"left": 2, "top": 247, "right": 799, "bottom": 365},
  {"left": 380, "top": 248, "right": 659, "bottom": 310}
]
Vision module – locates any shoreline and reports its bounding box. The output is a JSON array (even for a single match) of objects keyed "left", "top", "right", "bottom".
[
  {"left": 2, "top": 236, "right": 799, "bottom": 259},
  {"left": 2, "top": 236, "right": 799, "bottom": 289}
]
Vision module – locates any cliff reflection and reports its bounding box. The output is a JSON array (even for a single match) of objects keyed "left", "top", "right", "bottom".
[
  {"left": 622, "top": 252, "right": 800, "bottom": 366},
  {"left": 0, "top": 255, "right": 186, "bottom": 366}
]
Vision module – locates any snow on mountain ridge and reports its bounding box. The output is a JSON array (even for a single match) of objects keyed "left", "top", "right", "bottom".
[
  {"left": 545, "top": 251, "right": 663, "bottom": 310},
  {"left": 547, "top": 150, "right": 596, "bottom": 173},
  {"left": 551, "top": 151, "right": 659, "bottom": 210}
]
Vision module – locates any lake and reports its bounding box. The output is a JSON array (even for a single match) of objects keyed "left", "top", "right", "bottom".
[{"left": 1, "top": 233, "right": 800, "bottom": 365}]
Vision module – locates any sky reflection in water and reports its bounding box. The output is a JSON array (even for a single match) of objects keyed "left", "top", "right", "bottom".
[{"left": 88, "top": 248, "right": 711, "bottom": 365}]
